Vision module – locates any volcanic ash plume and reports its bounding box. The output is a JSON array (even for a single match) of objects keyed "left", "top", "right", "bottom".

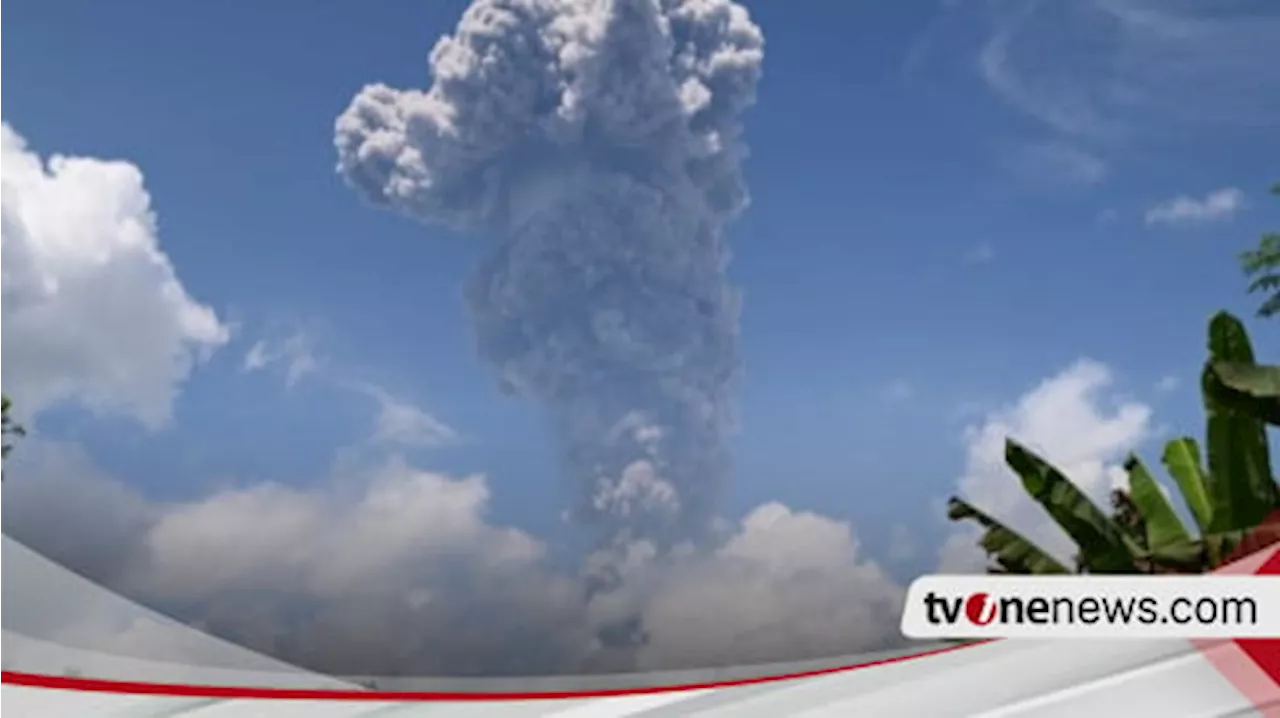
[{"left": 335, "top": 0, "right": 763, "bottom": 547}]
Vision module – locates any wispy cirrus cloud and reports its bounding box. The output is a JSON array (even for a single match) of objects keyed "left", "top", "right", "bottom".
[
  {"left": 362, "top": 383, "right": 459, "bottom": 449},
  {"left": 243, "top": 327, "right": 459, "bottom": 450},
  {"left": 904, "top": 0, "right": 1280, "bottom": 187},
  {"left": 977, "top": 3, "right": 1121, "bottom": 141},
  {"left": 998, "top": 139, "right": 1108, "bottom": 188},
  {"left": 977, "top": 0, "right": 1280, "bottom": 140},
  {"left": 243, "top": 331, "right": 319, "bottom": 388}
]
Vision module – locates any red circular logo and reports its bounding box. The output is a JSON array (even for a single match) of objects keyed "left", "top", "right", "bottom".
[{"left": 965, "top": 592, "right": 997, "bottom": 625}]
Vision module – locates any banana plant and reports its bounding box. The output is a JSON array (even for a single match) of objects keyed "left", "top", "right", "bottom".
[
  {"left": 1003, "top": 440, "right": 1144, "bottom": 573},
  {"left": 1199, "top": 312, "right": 1280, "bottom": 530},
  {"left": 948, "top": 437, "right": 1259, "bottom": 575},
  {"left": 945, "top": 439, "right": 1138, "bottom": 575},
  {"left": 946, "top": 495, "right": 1068, "bottom": 574},
  {"left": 948, "top": 312, "right": 1280, "bottom": 574},
  {"left": 1, "top": 394, "right": 25, "bottom": 480}
]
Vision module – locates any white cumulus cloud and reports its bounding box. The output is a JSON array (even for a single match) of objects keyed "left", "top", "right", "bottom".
[
  {"left": 1, "top": 124, "right": 229, "bottom": 427},
  {"left": 887, "top": 523, "right": 919, "bottom": 564},
  {"left": 2, "top": 442, "right": 591, "bottom": 676},
  {"left": 139, "top": 459, "right": 544, "bottom": 603},
  {"left": 3, "top": 439, "right": 907, "bottom": 675},
  {"left": 596, "top": 502, "right": 907, "bottom": 670}
]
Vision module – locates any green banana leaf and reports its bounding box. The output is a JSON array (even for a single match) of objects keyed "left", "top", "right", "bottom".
[
  {"left": 1140, "top": 539, "right": 1209, "bottom": 574},
  {"left": 946, "top": 497, "right": 1070, "bottom": 574},
  {"left": 1207, "top": 360, "right": 1280, "bottom": 425},
  {"left": 1201, "top": 312, "right": 1279, "bottom": 531},
  {"left": 1124, "top": 455, "right": 1192, "bottom": 551},
  {"left": 0, "top": 394, "right": 23, "bottom": 478},
  {"left": 1004, "top": 439, "right": 1138, "bottom": 573},
  {"left": 1161, "top": 437, "right": 1215, "bottom": 535}
]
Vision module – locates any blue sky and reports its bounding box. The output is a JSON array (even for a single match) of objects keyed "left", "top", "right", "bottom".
[{"left": 5, "top": 0, "right": 1279, "bottom": 589}]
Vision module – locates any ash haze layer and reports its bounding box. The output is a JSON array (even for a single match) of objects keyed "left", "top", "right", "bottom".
[{"left": 335, "top": 0, "right": 764, "bottom": 548}]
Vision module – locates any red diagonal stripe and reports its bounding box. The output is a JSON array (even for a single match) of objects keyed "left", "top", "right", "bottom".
[
  {"left": 1236, "top": 548, "right": 1280, "bottom": 686},
  {"left": 1198, "top": 544, "right": 1280, "bottom": 715}
]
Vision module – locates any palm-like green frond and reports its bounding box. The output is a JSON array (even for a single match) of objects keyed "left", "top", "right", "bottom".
[
  {"left": 1004, "top": 440, "right": 1139, "bottom": 573},
  {"left": 1124, "top": 455, "right": 1192, "bottom": 551},
  {"left": 946, "top": 497, "right": 1070, "bottom": 574}
]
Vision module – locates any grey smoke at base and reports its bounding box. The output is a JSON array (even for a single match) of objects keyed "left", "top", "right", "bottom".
[{"left": 335, "top": 0, "right": 762, "bottom": 550}]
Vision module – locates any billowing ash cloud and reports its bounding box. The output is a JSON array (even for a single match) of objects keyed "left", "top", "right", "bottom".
[{"left": 334, "top": 0, "right": 763, "bottom": 547}]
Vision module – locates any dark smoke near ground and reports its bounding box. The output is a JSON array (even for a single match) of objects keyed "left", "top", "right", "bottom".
[{"left": 335, "top": 0, "right": 763, "bottom": 550}]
